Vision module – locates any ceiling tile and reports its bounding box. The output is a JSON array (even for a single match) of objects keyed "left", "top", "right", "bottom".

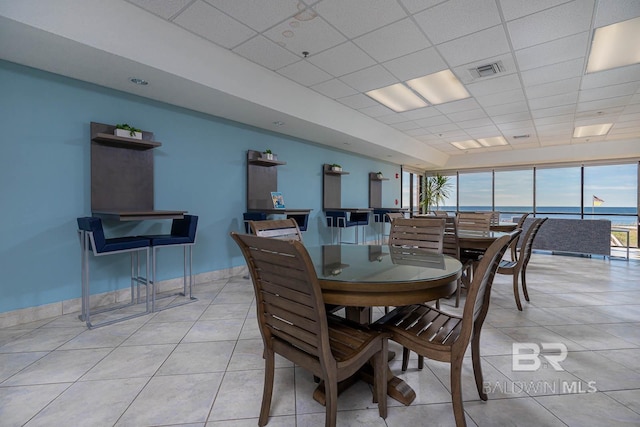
[
  {"left": 593, "top": 0, "right": 640, "bottom": 27},
  {"left": 447, "top": 109, "right": 488, "bottom": 122},
  {"left": 204, "top": 0, "right": 299, "bottom": 32},
  {"left": 520, "top": 58, "right": 584, "bottom": 87},
  {"left": 429, "top": 123, "right": 461, "bottom": 133},
  {"left": 457, "top": 118, "right": 495, "bottom": 129},
  {"left": 377, "top": 113, "right": 414, "bottom": 124},
  {"left": 339, "top": 65, "right": 398, "bottom": 92},
  {"left": 264, "top": 15, "right": 345, "bottom": 57},
  {"left": 276, "top": 58, "right": 333, "bottom": 86},
  {"left": 525, "top": 77, "right": 581, "bottom": 99},
  {"left": 414, "top": 0, "right": 501, "bottom": 44},
  {"left": 307, "top": 42, "right": 375, "bottom": 77},
  {"left": 128, "top": 0, "right": 193, "bottom": 20},
  {"left": 531, "top": 104, "right": 578, "bottom": 119},
  {"left": 383, "top": 48, "right": 447, "bottom": 81},
  {"left": 506, "top": 0, "right": 594, "bottom": 50},
  {"left": 400, "top": 106, "right": 442, "bottom": 121},
  {"left": 618, "top": 111, "right": 640, "bottom": 123},
  {"left": 528, "top": 92, "right": 579, "bottom": 110},
  {"left": 492, "top": 111, "right": 533, "bottom": 123},
  {"left": 582, "top": 64, "right": 640, "bottom": 89},
  {"left": 437, "top": 25, "right": 511, "bottom": 67},
  {"left": 414, "top": 115, "right": 452, "bottom": 127},
  {"left": 484, "top": 101, "right": 529, "bottom": 116},
  {"left": 498, "top": 0, "right": 572, "bottom": 21},
  {"left": 310, "top": 78, "right": 358, "bottom": 98},
  {"left": 466, "top": 125, "right": 501, "bottom": 137},
  {"left": 579, "top": 82, "right": 640, "bottom": 103},
  {"left": 497, "top": 120, "right": 534, "bottom": 131},
  {"left": 475, "top": 88, "right": 526, "bottom": 107},
  {"left": 467, "top": 73, "right": 523, "bottom": 97},
  {"left": 313, "top": 0, "right": 407, "bottom": 38},
  {"left": 358, "top": 104, "right": 395, "bottom": 117},
  {"left": 354, "top": 18, "right": 430, "bottom": 63},
  {"left": 174, "top": 0, "right": 256, "bottom": 48},
  {"left": 233, "top": 35, "right": 300, "bottom": 70},
  {"left": 399, "top": 0, "right": 444, "bottom": 14},
  {"left": 391, "top": 121, "right": 421, "bottom": 131},
  {"left": 515, "top": 32, "right": 589, "bottom": 71},
  {"left": 534, "top": 114, "right": 575, "bottom": 126},
  {"left": 404, "top": 128, "right": 432, "bottom": 137},
  {"left": 336, "top": 93, "right": 379, "bottom": 109},
  {"left": 435, "top": 98, "right": 481, "bottom": 114},
  {"left": 576, "top": 95, "right": 634, "bottom": 112}
]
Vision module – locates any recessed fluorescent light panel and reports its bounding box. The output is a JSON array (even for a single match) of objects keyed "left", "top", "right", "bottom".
[
  {"left": 573, "top": 123, "right": 613, "bottom": 138},
  {"left": 365, "top": 83, "right": 428, "bottom": 112},
  {"left": 451, "top": 140, "right": 482, "bottom": 150},
  {"left": 587, "top": 16, "right": 640, "bottom": 73},
  {"left": 406, "top": 70, "right": 470, "bottom": 105},
  {"left": 477, "top": 136, "right": 508, "bottom": 147}
]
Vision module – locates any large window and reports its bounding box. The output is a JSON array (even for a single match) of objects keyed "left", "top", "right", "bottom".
[
  {"left": 535, "top": 167, "right": 581, "bottom": 218},
  {"left": 495, "top": 169, "right": 533, "bottom": 219},
  {"left": 458, "top": 172, "right": 492, "bottom": 211},
  {"left": 402, "top": 170, "right": 422, "bottom": 216}
]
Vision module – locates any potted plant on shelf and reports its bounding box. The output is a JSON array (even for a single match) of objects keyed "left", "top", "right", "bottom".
[
  {"left": 262, "top": 149, "right": 274, "bottom": 160},
  {"left": 330, "top": 163, "right": 342, "bottom": 172},
  {"left": 376, "top": 171, "right": 384, "bottom": 179},
  {"left": 114, "top": 123, "right": 142, "bottom": 140},
  {"left": 420, "top": 173, "right": 451, "bottom": 214}
]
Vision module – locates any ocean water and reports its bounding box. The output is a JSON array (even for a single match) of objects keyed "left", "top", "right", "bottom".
[{"left": 440, "top": 206, "right": 639, "bottom": 226}]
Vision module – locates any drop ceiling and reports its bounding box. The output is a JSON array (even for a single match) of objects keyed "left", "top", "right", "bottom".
[{"left": 1, "top": 0, "right": 639, "bottom": 170}]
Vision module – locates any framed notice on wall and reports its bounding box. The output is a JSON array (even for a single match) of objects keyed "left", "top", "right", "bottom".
[{"left": 271, "top": 192, "right": 285, "bottom": 209}]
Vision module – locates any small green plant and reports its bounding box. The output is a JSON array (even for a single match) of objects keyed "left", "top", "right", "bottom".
[
  {"left": 115, "top": 123, "right": 142, "bottom": 137},
  {"left": 264, "top": 149, "right": 272, "bottom": 154},
  {"left": 330, "top": 163, "right": 341, "bottom": 168}
]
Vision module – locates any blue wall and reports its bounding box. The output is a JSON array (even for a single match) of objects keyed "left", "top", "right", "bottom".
[{"left": 0, "top": 60, "right": 402, "bottom": 313}]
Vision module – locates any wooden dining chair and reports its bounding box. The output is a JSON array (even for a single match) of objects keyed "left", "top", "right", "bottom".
[
  {"left": 388, "top": 217, "right": 446, "bottom": 252},
  {"left": 509, "top": 213, "right": 530, "bottom": 261},
  {"left": 374, "top": 232, "right": 518, "bottom": 427},
  {"left": 497, "top": 217, "right": 547, "bottom": 311},
  {"left": 442, "top": 216, "right": 472, "bottom": 308},
  {"left": 230, "top": 232, "right": 389, "bottom": 427},
  {"left": 456, "top": 212, "right": 492, "bottom": 231},
  {"left": 248, "top": 218, "right": 303, "bottom": 241}
]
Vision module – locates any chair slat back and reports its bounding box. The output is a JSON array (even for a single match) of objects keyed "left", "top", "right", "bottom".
[
  {"left": 458, "top": 231, "right": 520, "bottom": 349},
  {"left": 389, "top": 218, "right": 445, "bottom": 253},
  {"left": 385, "top": 212, "right": 405, "bottom": 223},
  {"left": 231, "top": 233, "right": 331, "bottom": 362},
  {"left": 518, "top": 217, "right": 547, "bottom": 267},
  {"left": 442, "top": 216, "right": 460, "bottom": 258},
  {"left": 457, "top": 212, "right": 492, "bottom": 231},
  {"left": 249, "top": 219, "right": 303, "bottom": 241}
]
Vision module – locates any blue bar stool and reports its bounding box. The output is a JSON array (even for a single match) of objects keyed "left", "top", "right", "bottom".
[
  {"left": 325, "top": 210, "right": 361, "bottom": 244},
  {"left": 77, "top": 217, "right": 151, "bottom": 329},
  {"left": 141, "top": 215, "right": 198, "bottom": 312},
  {"left": 243, "top": 212, "right": 267, "bottom": 233}
]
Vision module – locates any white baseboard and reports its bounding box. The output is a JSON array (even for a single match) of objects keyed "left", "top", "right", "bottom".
[{"left": 0, "top": 266, "right": 247, "bottom": 328}]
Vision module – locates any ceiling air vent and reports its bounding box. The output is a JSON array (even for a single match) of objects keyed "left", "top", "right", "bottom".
[{"left": 469, "top": 61, "right": 504, "bottom": 79}]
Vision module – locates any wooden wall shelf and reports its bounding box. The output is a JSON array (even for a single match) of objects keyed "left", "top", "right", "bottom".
[
  {"left": 325, "top": 169, "right": 349, "bottom": 175},
  {"left": 92, "top": 133, "right": 161, "bottom": 150},
  {"left": 248, "top": 158, "right": 286, "bottom": 167}
]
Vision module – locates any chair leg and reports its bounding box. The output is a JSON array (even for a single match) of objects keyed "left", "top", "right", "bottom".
[
  {"left": 471, "top": 330, "right": 487, "bottom": 401},
  {"left": 373, "top": 340, "right": 388, "bottom": 419},
  {"left": 521, "top": 267, "right": 530, "bottom": 302},
  {"left": 325, "top": 371, "right": 338, "bottom": 427},
  {"left": 418, "top": 355, "right": 424, "bottom": 370},
  {"left": 259, "top": 349, "right": 275, "bottom": 427},
  {"left": 450, "top": 358, "right": 467, "bottom": 427},
  {"left": 512, "top": 273, "right": 523, "bottom": 311},
  {"left": 401, "top": 347, "right": 410, "bottom": 372},
  {"left": 455, "top": 278, "right": 461, "bottom": 308}
]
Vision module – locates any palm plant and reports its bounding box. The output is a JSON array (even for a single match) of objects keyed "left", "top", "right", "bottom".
[{"left": 420, "top": 173, "right": 451, "bottom": 214}]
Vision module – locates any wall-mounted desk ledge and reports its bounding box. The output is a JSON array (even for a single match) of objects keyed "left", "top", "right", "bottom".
[
  {"left": 247, "top": 208, "right": 312, "bottom": 215},
  {"left": 92, "top": 133, "right": 162, "bottom": 150},
  {"left": 323, "top": 208, "right": 373, "bottom": 213},
  {"left": 92, "top": 210, "right": 187, "bottom": 221}
]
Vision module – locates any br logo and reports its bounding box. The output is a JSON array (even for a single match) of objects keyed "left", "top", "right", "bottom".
[{"left": 512, "top": 343, "right": 568, "bottom": 371}]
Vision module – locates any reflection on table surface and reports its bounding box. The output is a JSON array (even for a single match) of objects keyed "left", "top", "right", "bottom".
[{"left": 307, "top": 244, "right": 461, "bottom": 284}]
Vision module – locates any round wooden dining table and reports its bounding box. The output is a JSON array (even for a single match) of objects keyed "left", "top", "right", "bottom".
[{"left": 305, "top": 244, "right": 462, "bottom": 406}]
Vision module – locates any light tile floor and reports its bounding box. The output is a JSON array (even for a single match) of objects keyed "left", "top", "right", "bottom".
[{"left": 1, "top": 253, "right": 640, "bottom": 426}]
